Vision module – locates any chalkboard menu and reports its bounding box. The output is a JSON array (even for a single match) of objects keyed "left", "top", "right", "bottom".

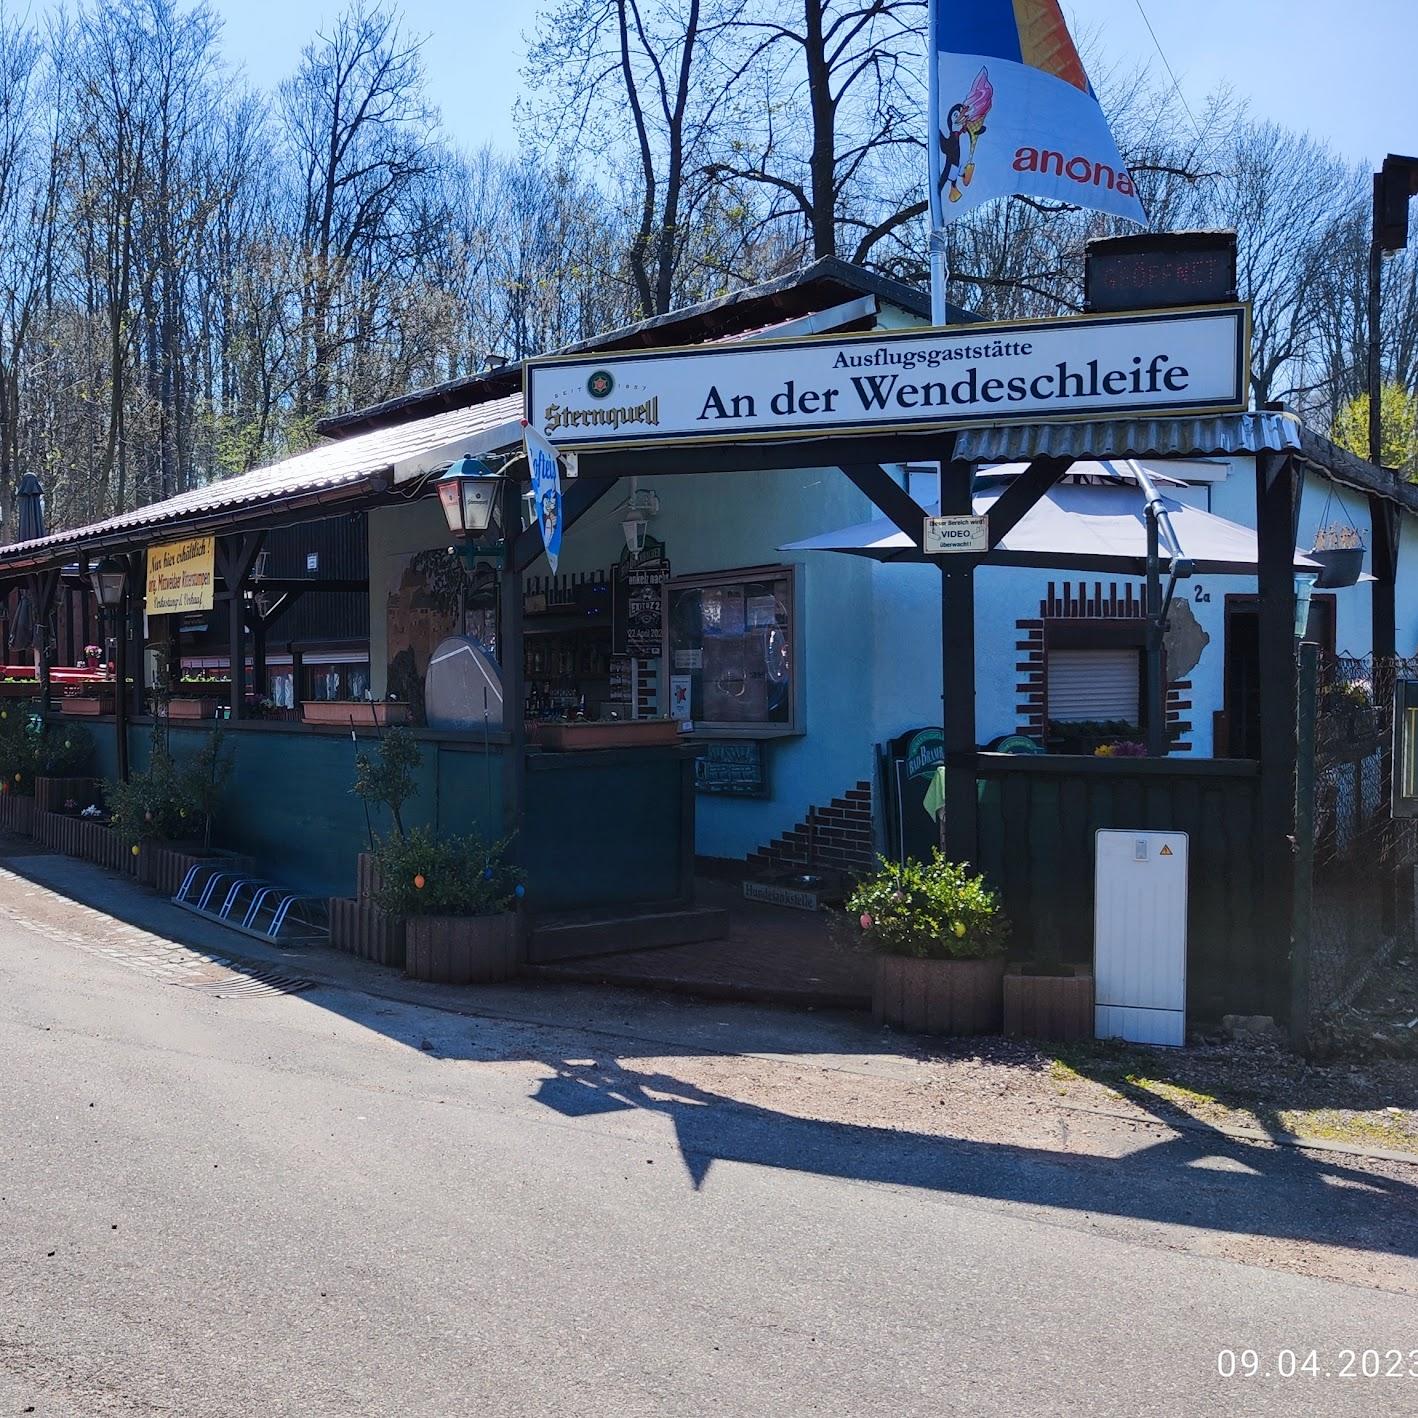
[
  {"left": 613, "top": 555, "right": 669, "bottom": 657},
  {"left": 1084, "top": 231, "right": 1236, "bottom": 313},
  {"left": 694, "top": 740, "right": 766, "bottom": 796}
]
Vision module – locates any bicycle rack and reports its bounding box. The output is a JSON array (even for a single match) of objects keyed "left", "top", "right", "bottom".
[{"left": 174, "top": 862, "right": 329, "bottom": 945}]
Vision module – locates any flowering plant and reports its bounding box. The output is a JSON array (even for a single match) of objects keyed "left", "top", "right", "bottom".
[
  {"left": 84, "top": 645, "right": 101, "bottom": 658},
  {"left": 844, "top": 852, "right": 1008, "bottom": 960}
]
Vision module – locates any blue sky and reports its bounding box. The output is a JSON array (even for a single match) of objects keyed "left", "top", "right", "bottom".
[{"left": 30, "top": 0, "right": 1418, "bottom": 168}]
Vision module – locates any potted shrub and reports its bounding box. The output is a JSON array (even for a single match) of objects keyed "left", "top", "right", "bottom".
[
  {"left": 375, "top": 827, "right": 526, "bottom": 984},
  {"left": 329, "top": 728, "right": 424, "bottom": 966},
  {"left": 845, "top": 852, "right": 1009, "bottom": 1035},
  {"left": 1308, "top": 522, "right": 1365, "bottom": 589}
]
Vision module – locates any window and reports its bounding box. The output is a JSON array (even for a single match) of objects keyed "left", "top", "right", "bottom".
[
  {"left": 667, "top": 566, "right": 797, "bottom": 734},
  {"left": 306, "top": 661, "right": 370, "bottom": 702},
  {"left": 1047, "top": 647, "right": 1141, "bottom": 723}
]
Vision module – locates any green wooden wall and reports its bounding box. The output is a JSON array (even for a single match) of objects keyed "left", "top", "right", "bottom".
[{"left": 975, "top": 754, "right": 1270, "bottom": 1023}]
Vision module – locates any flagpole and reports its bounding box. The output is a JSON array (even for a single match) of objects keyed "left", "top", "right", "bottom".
[
  {"left": 930, "top": 235, "right": 948, "bottom": 326},
  {"left": 926, "top": 0, "right": 947, "bottom": 325}
]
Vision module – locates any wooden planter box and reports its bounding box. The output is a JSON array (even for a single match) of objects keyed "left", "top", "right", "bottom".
[
  {"left": 302, "top": 700, "right": 410, "bottom": 727},
  {"left": 164, "top": 696, "right": 222, "bottom": 720},
  {"left": 0, "top": 791, "right": 35, "bottom": 836},
  {"left": 135, "top": 842, "right": 252, "bottom": 897},
  {"left": 34, "top": 810, "right": 128, "bottom": 872},
  {"left": 533, "top": 719, "right": 680, "bottom": 751},
  {"left": 329, "top": 896, "right": 407, "bottom": 969},
  {"left": 356, "top": 851, "right": 383, "bottom": 901},
  {"left": 34, "top": 776, "right": 98, "bottom": 815},
  {"left": 0, "top": 681, "right": 40, "bottom": 698},
  {"left": 872, "top": 953, "right": 1005, "bottom": 1035},
  {"left": 60, "top": 695, "right": 114, "bottom": 717},
  {"left": 404, "top": 911, "right": 523, "bottom": 984},
  {"left": 1003, "top": 963, "right": 1094, "bottom": 1041}
]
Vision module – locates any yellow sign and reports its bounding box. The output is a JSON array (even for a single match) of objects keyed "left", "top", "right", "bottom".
[{"left": 146, "top": 535, "right": 215, "bottom": 614}]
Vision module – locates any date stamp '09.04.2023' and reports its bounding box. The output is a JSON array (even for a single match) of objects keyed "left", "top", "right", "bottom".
[{"left": 1217, "top": 1350, "right": 1418, "bottom": 1381}]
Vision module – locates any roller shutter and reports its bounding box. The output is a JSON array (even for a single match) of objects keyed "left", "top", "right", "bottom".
[{"left": 1047, "top": 647, "right": 1140, "bottom": 723}]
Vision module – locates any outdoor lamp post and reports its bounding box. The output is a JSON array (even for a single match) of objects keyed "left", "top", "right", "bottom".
[{"left": 437, "top": 456, "right": 507, "bottom": 546}]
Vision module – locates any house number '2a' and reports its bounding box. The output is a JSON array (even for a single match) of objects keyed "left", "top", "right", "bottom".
[{"left": 1192, "top": 584, "right": 1212, "bottom": 604}]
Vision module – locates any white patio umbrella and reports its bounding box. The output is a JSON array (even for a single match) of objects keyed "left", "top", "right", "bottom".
[{"left": 781, "top": 462, "right": 1329, "bottom": 577}]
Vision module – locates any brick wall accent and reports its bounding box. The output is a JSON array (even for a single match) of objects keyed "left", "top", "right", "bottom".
[
  {"left": 1019, "top": 581, "right": 1192, "bottom": 752},
  {"left": 746, "top": 781, "right": 874, "bottom": 876}
]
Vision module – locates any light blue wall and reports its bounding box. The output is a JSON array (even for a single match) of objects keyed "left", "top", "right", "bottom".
[
  {"left": 367, "top": 431, "right": 1413, "bottom": 862},
  {"left": 520, "top": 465, "right": 881, "bottom": 860}
]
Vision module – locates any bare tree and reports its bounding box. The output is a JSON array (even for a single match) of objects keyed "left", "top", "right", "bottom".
[
  {"left": 280, "top": 1, "right": 438, "bottom": 414},
  {"left": 705, "top": 0, "right": 928, "bottom": 266}
]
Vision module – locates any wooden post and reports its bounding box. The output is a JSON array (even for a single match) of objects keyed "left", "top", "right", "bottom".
[
  {"left": 1291, "top": 640, "right": 1319, "bottom": 1051},
  {"left": 216, "top": 533, "right": 265, "bottom": 721},
  {"left": 499, "top": 477, "right": 526, "bottom": 836},
  {"left": 114, "top": 591, "right": 129, "bottom": 782},
  {"left": 33, "top": 574, "right": 52, "bottom": 719},
  {"left": 1256, "top": 451, "right": 1300, "bottom": 1017},
  {"left": 126, "top": 547, "right": 143, "bottom": 714},
  {"left": 940, "top": 455, "right": 978, "bottom": 866},
  {"left": 1368, "top": 494, "right": 1398, "bottom": 660}
]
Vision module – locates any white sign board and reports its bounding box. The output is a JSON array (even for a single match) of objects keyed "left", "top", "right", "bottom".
[
  {"left": 524, "top": 305, "right": 1249, "bottom": 451},
  {"left": 924, "top": 514, "right": 988, "bottom": 554}
]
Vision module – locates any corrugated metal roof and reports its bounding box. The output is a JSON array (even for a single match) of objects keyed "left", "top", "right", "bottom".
[
  {"left": 955, "top": 411, "right": 1304, "bottom": 462},
  {"left": 955, "top": 411, "right": 1418, "bottom": 513},
  {"left": 0, "top": 393, "right": 523, "bottom": 568}
]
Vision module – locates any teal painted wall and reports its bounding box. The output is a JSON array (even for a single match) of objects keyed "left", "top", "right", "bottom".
[{"left": 89, "top": 721, "right": 687, "bottom": 911}]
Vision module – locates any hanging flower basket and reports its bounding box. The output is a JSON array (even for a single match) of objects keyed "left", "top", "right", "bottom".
[{"left": 1308, "top": 546, "right": 1364, "bottom": 589}]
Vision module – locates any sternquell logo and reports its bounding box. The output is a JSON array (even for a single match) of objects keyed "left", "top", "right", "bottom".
[{"left": 586, "top": 369, "right": 615, "bottom": 399}]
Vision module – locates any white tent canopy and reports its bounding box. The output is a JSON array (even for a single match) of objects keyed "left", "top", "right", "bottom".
[{"left": 781, "top": 461, "right": 1326, "bottom": 577}]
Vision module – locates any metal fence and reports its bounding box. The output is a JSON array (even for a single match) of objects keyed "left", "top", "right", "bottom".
[{"left": 1299, "top": 653, "right": 1418, "bottom": 1039}]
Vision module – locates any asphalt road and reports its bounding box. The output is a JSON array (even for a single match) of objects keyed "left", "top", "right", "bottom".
[{"left": 2, "top": 875, "right": 1417, "bottom": 1416}]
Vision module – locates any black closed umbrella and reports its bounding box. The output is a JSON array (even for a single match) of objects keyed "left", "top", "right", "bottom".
[{"left": 15, "top": 472, "right": 44, "bottom": 542}]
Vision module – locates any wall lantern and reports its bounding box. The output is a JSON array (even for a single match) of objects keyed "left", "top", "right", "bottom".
[
  {"left": 89, "top": 555, "right": 128, "bottom": 608},
  {"left": 438, "top": 456, "right": 506, "bottom": 544}
]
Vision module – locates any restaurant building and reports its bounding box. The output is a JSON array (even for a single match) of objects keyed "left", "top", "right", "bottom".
[{"left": 0, "top": 256, "right": 1412, "bottom": 1019}]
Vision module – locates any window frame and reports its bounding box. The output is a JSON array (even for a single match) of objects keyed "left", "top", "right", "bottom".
[{"left": 665, "top": 563, "right": 802, "bottom": 738}]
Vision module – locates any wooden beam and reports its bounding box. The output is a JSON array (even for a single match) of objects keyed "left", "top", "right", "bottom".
[
  {"left": 499, "top": 477, "right": 526, "bottom": 836},
  {"left": 1368, "top": 493, "right": 1399, "bottom": 659},
  {"left": 577, "top": 433, "right": 949, "bottom": 482},
  {"left": 216, "top": 532, "right": 266, "bottom": 719},
  {"left": 839, "top": 464, "right": 930, "bottom": 545},
  {"left": 938, "top": 449, "right": 978, "bottom": 867},
  {"left": 983, "top": 457, "right": 1073, "bottom": 547},
  {"left": 512, "top": 475, "right": 618, "bottom": 575},
  {"left": 1256, "top": 451, "right": 1299, "bottom": 1020}
]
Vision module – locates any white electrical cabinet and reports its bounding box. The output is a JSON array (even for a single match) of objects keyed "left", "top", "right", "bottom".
[{"left": 1093, "top": 829, "right": 1189, "bottom": 1046}]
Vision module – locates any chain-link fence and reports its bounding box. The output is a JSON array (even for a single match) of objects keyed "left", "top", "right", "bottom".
[{"left": 1301, "top": 654, "right": 1418, "bottom": 1035}]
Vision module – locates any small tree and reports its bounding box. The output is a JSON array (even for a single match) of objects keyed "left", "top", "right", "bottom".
[
  {"left": 353, "top": 726, "right": 421, "bottom": 840},
  {"left": 178, "top": 727, "right": 234, "bottom": 849},
  {"left": 1331, "top": 382, "right": 1418, "bottom": 476}
]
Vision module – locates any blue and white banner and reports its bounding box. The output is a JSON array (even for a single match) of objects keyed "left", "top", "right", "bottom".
[
  {"left": 928, "top": 0, "right": 1146, "bottom": 229},
  {"left": 523, "top": 423, "right": 564, "bottom": 574}
]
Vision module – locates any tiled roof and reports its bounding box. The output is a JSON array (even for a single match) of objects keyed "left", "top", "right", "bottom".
[{"left": 0, "top": 393, "right": 524, "bottom": 570}]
